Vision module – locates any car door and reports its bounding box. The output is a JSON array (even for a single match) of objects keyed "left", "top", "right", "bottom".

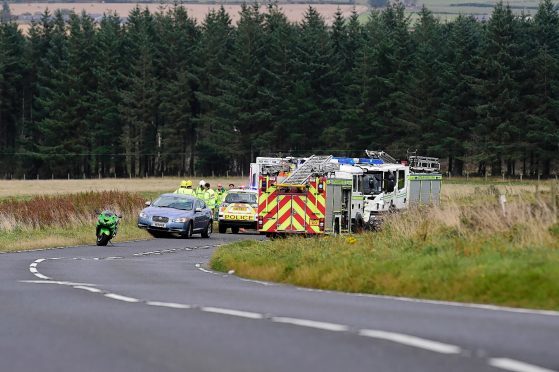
[{"left": 194, "top": 200, "right": 207, "bottom": 231}]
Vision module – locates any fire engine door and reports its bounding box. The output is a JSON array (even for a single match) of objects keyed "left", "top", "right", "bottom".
[{"left": 277, "top": 195, "right": 307, "bottom": 232}]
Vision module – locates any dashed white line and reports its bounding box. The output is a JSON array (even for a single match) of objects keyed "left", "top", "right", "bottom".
[
  {"left": 488, "top": 358, "right": 557, "bottom": 372},
  {"left": 271, "top": 317, "right": 349, "bottom": 332},
  {"left": 146, "top": 301, "right": 192, "bottom": 309},
  {"left": 358, "top": 329, "right": 462, "bottom": 354},
  {"left": 73, "top": 286, "right": 103, "bottom": 293},
  {"left": 104, "top": 293, "right": 140, "bottom": 303},
  {"left": 201, "top": 307, "right": 264, "bottom": 319}
]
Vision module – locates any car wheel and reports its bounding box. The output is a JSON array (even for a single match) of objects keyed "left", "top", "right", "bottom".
[
  {"left": 231, "top": 226, "right": 240, "bottom": 234},
  {"left": 218, "top": 223, "right": 227, "bottom": 234},
  {"left": 182, "top": 222, "right": 193, "bottom": 239},
  {"left": 202, "top": 221, "right": 212, "bottom": 238}
]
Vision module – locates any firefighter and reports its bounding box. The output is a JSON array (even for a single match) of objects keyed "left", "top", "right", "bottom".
[
  {"left": 174, "top": 180, "right": 194, "bottom": 195},
  {"left": 195, "top": 180, "right": 206, "bottom": 199},
  {"left": 204, "top": 182, "right": 216, "bottom": 212}
]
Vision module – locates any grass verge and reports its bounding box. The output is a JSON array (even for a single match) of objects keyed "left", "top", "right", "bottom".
[
  {"left": 211, "top": 195, "right": 559, "bottom": 310},
  {"left": 0, "top": 219, "right": 150, "bottom": 252},
  {"left": 0, "top": 191, "right": 151, "bottom": 252}
]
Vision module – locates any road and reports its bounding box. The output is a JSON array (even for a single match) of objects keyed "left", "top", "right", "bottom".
[{"left": 1, "top": 233, "right": 558, "bottom": 372}]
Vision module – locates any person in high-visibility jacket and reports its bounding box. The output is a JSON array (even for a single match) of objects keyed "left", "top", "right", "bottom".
[
  {"left": 215, "top": 184, "right": 227, "bottom": 207},
  {"left": 214, "top": 183, "right": 227, "bottom": 219},
  {"left": 195, "top": 180, "right": 206, "bottom": 199},
  {"left": 204, "top": 182, "right": 216, "bottom": 212},
  {"left": 174, "top": 180, "right": 194, "bottom": 195}
]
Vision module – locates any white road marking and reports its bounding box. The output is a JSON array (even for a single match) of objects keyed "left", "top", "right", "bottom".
[
  {"left": 73, "top": 286, "right": 103, "bottom": 293},
  {"left": 201, "top": 307, "right": 263, "bottom": 319},
  {"left": 146, "top": 301, "right": 192, "bottom": 309},
  {"left": 271, "top": 317, "right": 348, "bottom": 332},
  {"left": 104, "top": 293, "right": 140, "bottom": 303},
  {"left": 239, "top": 278, "right": 274, "bottom": 286},
  {"left": 19, "top": 280, "right": 92, "bottom": 285},
  {"left": 358, "top": 329, "right": 462, "bottom": 354},
  {"left": 488, "top": 358, "right": 557, "bottom": 372}
]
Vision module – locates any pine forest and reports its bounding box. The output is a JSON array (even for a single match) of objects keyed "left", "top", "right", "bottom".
[{"left": 0, "top": 1, "right": 558, "bottom": 178}]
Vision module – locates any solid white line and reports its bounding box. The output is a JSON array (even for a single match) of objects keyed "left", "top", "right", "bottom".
[
  {"left": 146, "top": 301, "right": 192, "bottom": 309},
  {"left": 271, "top": 317, "right": 348, "bottom": 332},
  {"left": 359, "top": 329, "right": 461, "bottom": 354},
  {"left": 73, "top": 286, "right": 103, "bottom": 293},
  {"left": 35, "top": 259, "right": 45, "bottom": 263},
  {"left": 201, "top": 307, "right": 263, "bottom": 319},
  {"left": 29, "top": 267, "right": 38, "bottom": 273},
  {"left": 488, "top": 358, "right": 557, "bottom": 372},
  {"left": 104, "top": 293, "right": 140, "bottom": 303},
  {"left": 29, "top": 263, "right": 37, "bottom": 268}
]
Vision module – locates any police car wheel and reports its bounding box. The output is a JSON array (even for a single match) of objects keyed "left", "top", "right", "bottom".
[
  {"left": 218, "top": 224, "right": 227, "bottom": 234},
  {"left": 231, "top": 227, "right": 240, "bottom": 234}
]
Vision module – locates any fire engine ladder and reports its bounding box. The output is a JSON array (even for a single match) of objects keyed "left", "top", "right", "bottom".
[
  {"left": 281, "top": 155, "right": 334, "bottom": 185},
  {"left": 365, "top": 150, "right": 397, "bottom": 164}
]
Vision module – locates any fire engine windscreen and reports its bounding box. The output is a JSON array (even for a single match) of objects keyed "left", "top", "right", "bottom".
[
  {"left": 225, "top": 193, "right": 257, "bottom": 204},
  {"left": 363, "top": 173, "right": 383, "bottom": 195}
]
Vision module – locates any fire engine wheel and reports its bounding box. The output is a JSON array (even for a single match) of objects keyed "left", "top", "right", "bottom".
[
  {"left": 218, "top": 224, "right": 227, "bottom": 234},
  {"left": 353, "top": 214, "right": 365, "bottom": 233},
  {"left": 231, "top": 227, "right": 240, "bottom": 234}
]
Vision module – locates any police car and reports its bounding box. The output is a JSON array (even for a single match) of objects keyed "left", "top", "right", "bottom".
[{"left": 218, "top": 189, "right": 258, "bottom": 233}]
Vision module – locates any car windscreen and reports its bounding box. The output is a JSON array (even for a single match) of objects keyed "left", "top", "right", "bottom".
[
  {"left": 225, "top": 193, "right": 257, "bottom": 204},
  {"left": 152, "top": 196, "right": 193, "bottom": 210}
]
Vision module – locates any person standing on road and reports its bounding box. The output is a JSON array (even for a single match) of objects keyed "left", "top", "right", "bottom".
[
  {"left": 174, "top": 180, "right": 194, "bottom": 195},
  {"left": 195, "top": 180, "right": 206, "bottom": 200},
  {"left": 204, "top": 182, "right": 216, "bottom": 214},
  {"left": 215, "top": 184, "right": 227, "bottom": 207},
  {"left": 214, "top": 184, "right": 227, "bottom": 219}
]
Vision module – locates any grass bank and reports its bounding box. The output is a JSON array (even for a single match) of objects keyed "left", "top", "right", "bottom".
[
  {"left": 211, "top": 192, "right": 559, "bottom": 310},
  {"left": 0, "top": 191, "right": 151, "bottom": 252}
]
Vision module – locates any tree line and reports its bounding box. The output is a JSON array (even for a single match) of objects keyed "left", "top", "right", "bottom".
[{"left": 0, "top": 1, "right": 558, "bottom": 178}]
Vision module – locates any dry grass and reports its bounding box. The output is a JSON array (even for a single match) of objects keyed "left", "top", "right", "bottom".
[
  {"left": 0, "top": 177, "right": 244, "bottom": 199},
  {"left": 0, "top": 190, "right": 154, "bottom": 251}
]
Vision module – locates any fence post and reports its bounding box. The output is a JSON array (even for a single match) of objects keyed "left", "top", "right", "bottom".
[{"left": 551, "top": 180, "right": 558, "bottom": 223}]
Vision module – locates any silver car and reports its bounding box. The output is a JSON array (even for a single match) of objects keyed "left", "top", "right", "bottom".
[{"left": 137, "top": 193, "right": 212, "bottom": 238}]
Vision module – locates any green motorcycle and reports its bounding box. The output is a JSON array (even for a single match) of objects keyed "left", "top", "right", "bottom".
[{"left": 95, "top": 210, "right": 121, "bottom": 246}]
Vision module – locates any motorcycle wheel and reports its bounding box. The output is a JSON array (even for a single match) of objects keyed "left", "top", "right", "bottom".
[{"left": 96, "top": 234, "right": 111, "bottom": 246}]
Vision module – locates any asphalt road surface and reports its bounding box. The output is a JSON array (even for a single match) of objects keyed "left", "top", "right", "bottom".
[{"left": 1, "top": 233, "right": 558, "bottom": 372}]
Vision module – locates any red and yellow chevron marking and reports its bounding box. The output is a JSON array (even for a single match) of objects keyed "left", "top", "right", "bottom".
[{"left": 257, "top": 176, "right": 328, "bottom": 234}]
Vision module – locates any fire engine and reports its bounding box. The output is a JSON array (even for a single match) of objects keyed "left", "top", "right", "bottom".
[{"left": 251, "top": 151, "right": 441, "bottom": 236}]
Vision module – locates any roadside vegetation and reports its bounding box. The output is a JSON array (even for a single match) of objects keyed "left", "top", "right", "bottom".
[
  {"left": 211, "top": 183, "right": 559, "bottom": 310},
  {"left": 0, "top": 191, "right": 151, "bottom": 252}
]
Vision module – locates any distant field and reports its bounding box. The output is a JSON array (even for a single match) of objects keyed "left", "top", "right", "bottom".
[
  {"left": 10, "top": 3, "right": 367, "bottom": 25},
  {"left": 0, "top": 177, "right": 245, "bottom": 199}
]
